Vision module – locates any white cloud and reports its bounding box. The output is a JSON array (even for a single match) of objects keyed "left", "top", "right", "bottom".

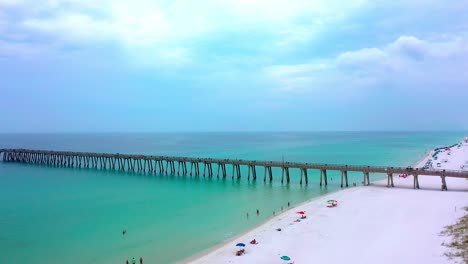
[
  {"left": 387, "top": 36, "right": 428, "bottom": 58},
  {"left": 389, "top": 35, "right": 468, "bottom": 59},
  {"left": 266, "top": 35, "right": 468, "bottom": 92},
  {"left": 266, "top": 63, "right": 331, "bottom": 77},
  {"left": 275, "top": 24, "right": 321, "bottom": 48},
  {"left": 338, "top": 48, "right": 388, "bottom": 66},
  {"left": 338, "top": 35, "right": 468, "bottom": 75},
  {"left": 0, "top": 0, "right": 367, "bottom": 63},
  {"left": 24, "top": 13, "right": 113, "bottom": 43},
  {"left": 16, "top": 0, "right": 319, "bottom": 44},
  {"left": 265, "top": 62, "right": 334, "bottom": 91},
  {"left": 0, "top": 40, "right": 49, "bottom": 58},
  {"left": 0, "top": 15, "right": 4, "bottom": 32},
  {"left": 0, "top": 0, "right": 22, "bottom": 6}
]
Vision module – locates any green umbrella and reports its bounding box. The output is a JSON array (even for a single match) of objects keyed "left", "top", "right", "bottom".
[{"left": 280, "top": 256, "right": 291, "bottom": 261}]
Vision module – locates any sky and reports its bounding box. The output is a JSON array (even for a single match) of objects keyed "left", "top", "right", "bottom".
[{"left": 1, "top": 0, "right": 467, "bottom": 132}]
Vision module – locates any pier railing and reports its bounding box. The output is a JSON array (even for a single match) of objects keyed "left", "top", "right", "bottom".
[{"left": 1, "top": 148, "right": 467, "bottom": 191}]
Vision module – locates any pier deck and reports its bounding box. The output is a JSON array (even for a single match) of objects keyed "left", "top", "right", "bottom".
[{"left": 1, "top": 148, "right": 467, "bottom": 190}]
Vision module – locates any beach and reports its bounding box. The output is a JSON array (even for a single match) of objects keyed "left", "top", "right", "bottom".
[
  {"left": 1, "top": 132, "right": 466, "bottom": 264},
  {"left": 189, "top": 140, "right": 468, "bottom": 264}
]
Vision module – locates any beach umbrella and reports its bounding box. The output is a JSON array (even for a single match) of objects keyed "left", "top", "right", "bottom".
[
  {"left": 280, "top": 256, "right": 291, "bottom": 261},
  {"left": 236, "top": 242, "right": 245, "bottom": 252}
]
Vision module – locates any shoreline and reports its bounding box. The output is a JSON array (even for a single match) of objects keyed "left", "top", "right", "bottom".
[
  {"left": 187, "top": 139, "right": 468, "bottom": 264},
  {"left": 183, "top": 148, "right": 435, "bottom": 263},
  {"left": 180, "top": 184, "right": 352, "bottom": 263},
  {"left": 182, "top": 160, "right": 405, "bottom": 263}
]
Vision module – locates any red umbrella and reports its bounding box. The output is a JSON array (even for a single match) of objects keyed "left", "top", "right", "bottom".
[{"left": 296, "top": 211, "right": 305, "bottom": 215}]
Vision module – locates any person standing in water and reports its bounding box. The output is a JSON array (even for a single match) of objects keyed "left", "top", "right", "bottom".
[
  {"left": 126, "top": 260, "right": 129, "bottom": 264},
  {"left": 140, "top": 257, "right": 143, "bottom": 264},
  {"left": 131, "top": 257, "right": 136, "bottom": 264},
  {"left": 256, "top": 209, "right": 259, "bottom": 215}
]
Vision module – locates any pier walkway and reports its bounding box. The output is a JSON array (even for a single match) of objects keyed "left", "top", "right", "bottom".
[{"left": 1, "top": 148, "right": 467, "bottom": 190}]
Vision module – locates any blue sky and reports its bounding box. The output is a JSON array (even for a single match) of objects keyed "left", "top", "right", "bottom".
[{"left": 1, "top": 0, "right": 467, "bottom": 132}]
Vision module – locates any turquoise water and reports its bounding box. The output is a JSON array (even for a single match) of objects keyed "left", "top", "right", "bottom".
[{"left": 0, "top": 132, "right": 465, "bottom": 263}]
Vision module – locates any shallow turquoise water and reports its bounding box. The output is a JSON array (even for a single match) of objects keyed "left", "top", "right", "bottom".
[{"left": 0, "top": 132, "right": 464, "bottom": 263}]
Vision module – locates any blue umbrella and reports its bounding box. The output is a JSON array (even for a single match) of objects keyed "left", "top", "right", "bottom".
[{"left": 236, "top": 243, "right": 246, "bottom": 247}]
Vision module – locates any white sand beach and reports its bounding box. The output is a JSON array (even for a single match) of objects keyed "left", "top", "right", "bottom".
[{"left": 189, "top": 140, "right": 468, "bottom": 264}]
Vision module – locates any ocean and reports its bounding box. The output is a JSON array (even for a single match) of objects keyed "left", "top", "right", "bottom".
[{"left": 0, "top": 132, "right": 464, "bottom": 263}]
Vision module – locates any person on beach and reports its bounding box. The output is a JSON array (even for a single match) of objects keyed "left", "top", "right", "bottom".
[{"left": 140, "top": 257, "right": 143, "bottom": 264}]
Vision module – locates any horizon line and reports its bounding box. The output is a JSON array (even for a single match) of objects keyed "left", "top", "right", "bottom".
[{"left": 0, "top": 130, "right": 467, "bottom": 134}]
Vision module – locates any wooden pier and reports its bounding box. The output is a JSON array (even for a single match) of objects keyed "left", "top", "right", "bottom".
[{"left": 1, "top": 148, "right": 467, "bottom": 191}]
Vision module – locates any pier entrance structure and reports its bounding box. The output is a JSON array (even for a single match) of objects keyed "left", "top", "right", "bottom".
[{"left": 1, "top": 149, "right": 467, "bottom": 191}]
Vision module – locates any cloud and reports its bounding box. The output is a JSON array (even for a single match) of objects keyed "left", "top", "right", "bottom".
[
  {"left": 387, "top": 36, "right": 468, "bottom": 59},
  {"left": 23, "top": 13, "right": 114, "bottom": 43},
  {"left": 0, "top": 40, "right": 50, "bottom": 58},
  {"left": 337, "top": 48, "right": 388, "bottom": 67},
  {"left": 387, "top": 36, "right": 428, "bottom": 59},
  {"left": 0, "top": 0, "right": 21, "bottom": 6},
  {"left": 264, "top": 62, "right": 332, "bottom": 91},
  {"left": 0, "top": 0, "right": 367, "bottom": 64},
  {"left": 275, "top": 23, "right": 322, "bottom": 48},
  {"left": 265, "top": 35, "right": 468, "bottom": 92}
]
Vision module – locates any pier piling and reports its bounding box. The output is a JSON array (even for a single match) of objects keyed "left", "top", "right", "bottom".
[
  {"left": 0, "top": 149, "right": 466, "bottom": 189},
  {"left": 363, "top": 171, "right": 370, "bottom": 186},
  {"left": 320, "top": 169, "right": 328, "bottom": 186},
  {"left": 387, "top": 172, "right": 394, "bottom": 187},
  {"left": 340, "top": 170, "right": 349, "bottom": 188}
]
